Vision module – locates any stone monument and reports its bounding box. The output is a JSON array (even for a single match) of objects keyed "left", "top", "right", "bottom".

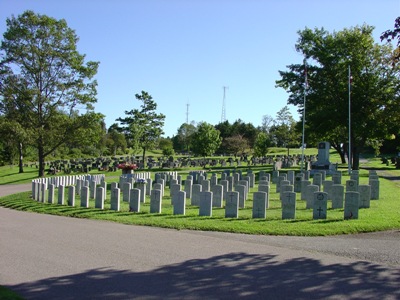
[{"left": 311, "top": 141, "right": 337, "bottom": 174}]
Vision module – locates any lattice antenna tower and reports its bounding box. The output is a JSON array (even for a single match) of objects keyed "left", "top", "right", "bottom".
[
  {"left": 186, "top": 102, "right": 190, "bottom": 124},
  {"left": 221, "top": 86, "right": 228, "bottom": 122}
]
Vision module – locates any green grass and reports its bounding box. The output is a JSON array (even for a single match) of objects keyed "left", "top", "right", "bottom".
[
  {"left": 1, "top": 168, "right": 399, "bottom": 236},
  {"left": 0, "top": 286, "right": 24, "bottom": 300}
]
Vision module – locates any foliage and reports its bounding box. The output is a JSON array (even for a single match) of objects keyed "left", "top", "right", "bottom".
[
  {"left": 172, "top": 122, "right": 196, "bottom": 153},
  {"left": 381, "top": 16, "right": 400, "bottom": 65},
  {"left": 116, "top": 91, "right": 165, "bottom": 167},
  {"left": 191, "top": 122, "right": 222, "bottom": 157},
  {"left": 276, "top": 24, "right": 400, "bottom": 169},
  {"left": 0, "top": 10, "right": 101, "bottom": 177},
  {"left": 254, "top": 131, "right": 271, "bottom": 157},
  {"left": 221, "top": 135, "right": 249, "bottom": 157}
]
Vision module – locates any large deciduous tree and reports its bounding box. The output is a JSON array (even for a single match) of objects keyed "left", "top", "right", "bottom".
[
  {"left": 0, "top": 11, "right": 101, "bottom": 177},
  {"left": 191, "top": 122, "right": 222, "bottom": 157},
  {"left": 117, "top": 91, "right": 165, "bottom": 167},
  {"left": 276, "top": 25, "right": 400, "bottom": 170}
]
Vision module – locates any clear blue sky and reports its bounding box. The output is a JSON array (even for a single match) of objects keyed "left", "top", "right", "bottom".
[{"left": 1, "top": 0, "right": 399, "bottom": 137}]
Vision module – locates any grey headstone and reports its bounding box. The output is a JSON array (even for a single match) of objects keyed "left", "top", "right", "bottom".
[
  {"left": 235, "top": 184, "right": 246, "bottom": 208},
  {"left": 150, "top": 189, "right": 162, "bottom": 213},
  {"left": 68, "top": 186, "right": 75, "bottom": 206},
  {"left": 282, "top": 191, "right": 296, "bottom": 219},
  {"left": 211, "top": 184, "right": 223, "bottom": 208},
  {"left": 313, "top": 192, "right": 328, "bottom": 220},
  {"left": 110, "top": 187, "right": 120, "bottom": 211},
  {"left": 191, "top": 184, "right": 202, "bottom": 206},
  {"left": 95, "top": 187, "right": 105, "bottom": 209},
  {"left": 344, "top": 191, "right": 360, "bottom": 219},
  {"left": 346, "top": 180, "right": 358, "bottom": 192},
  {"left": 301, "top": 180, "right": 311, "bottom": 200},
  {"left": 225, "top": 191, "right": 239, "bottom": 218},
  {"left": 370, "top": 180, "right": 380, "bottom": 200},
  {"left": 199, "top": 191, "right": 213, "bottom": 217},
  {"left": 252, "top": 191, "right": 267, "bottom": 219},
  {"left": 331, "top": 184, "right": 344, "bottom": 209},
  {"left": 48, "top": 184, "right": 55, "bottom": 204},
  {"left": 81, "top": 186, "right": 90, "bottom": 208},
  {"left": 305, "top": 184, "right": 319, "bottom": 209},
  {"left": 184, "top": 179, "right": 193, "bottom": 199},
  {"left": 322, "top": 180, "right": 333, "bottom": 200},
  {"left": 58, "top": 185, "right": 65, "bottom": 205},
  {"left": 173, "top": 191, "right": 186, "bottom": 215},
  {"left": 129, "top": 188, "right": 141, "bottom": 212},
  {"left": 358, "top": 185, "right": 371, "bottom": 208}
]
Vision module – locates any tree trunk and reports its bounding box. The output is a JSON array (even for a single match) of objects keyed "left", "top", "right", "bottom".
[
  {"left": 18, "top": 142, "right": 24, "bottom": 173},
  {"left": 142, "top": 147, "right": 146, "bottom": 169},
  {"left": 38, "top": 143, "right": 45, "bottom": 177},
  {"left": 352, "top": 146, "right": 360, "bottom": 170}
]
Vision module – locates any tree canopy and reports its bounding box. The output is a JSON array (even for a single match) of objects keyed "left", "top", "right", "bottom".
[
  {"left": 276, "top": 24, "right": 400, "bottom": 169},
  {"left": 116, "top": 91, "right": 165, "bottom": 167},
  {"left": 0, "top": 10, "right": 102, "bottom": 176}
]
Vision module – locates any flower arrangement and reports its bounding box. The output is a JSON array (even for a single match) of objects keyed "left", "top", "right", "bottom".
[
  {"left": 136, "top": 178, "right": 146, "bottom": 184},
  {"left": 117, "top": 163, "right": 138, "bottom": 170}
]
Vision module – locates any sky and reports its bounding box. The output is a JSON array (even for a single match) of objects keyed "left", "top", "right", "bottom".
[{"left": 0, "top": 0, "right": 399, "bottom": 137}]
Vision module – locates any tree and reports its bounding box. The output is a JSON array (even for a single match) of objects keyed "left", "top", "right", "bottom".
[
  {"left": 221, "top": 135, "right": 249, "bottom": 157},
  {"left": 106, "top": 123, "right": 127, "bottom": 155},
  {"left": 0, "top": 11, "right": 101, "bottom": 177},
  {"left": 381, "top": 17, "right": 400, "bottom": 65},
  {"left": 191, "top": 122, "right": 222, "bottom": 157},
  {"left": 173, "top": 122, "right": 196, "bottom": 153},
  {"left": 254, "top": 131, "right": 271, "bottom": 157},
  {"left": 269, "top": 106, "right": 299, "bottom": 154},
  {"left": 117, "top": 91, "right": 165, "bottom": 167},
  {"left": 276, "top": 25, "right": 400, "bottom": 170}
]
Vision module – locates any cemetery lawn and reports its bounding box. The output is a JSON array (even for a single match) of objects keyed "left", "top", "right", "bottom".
[{"left": 0, "top": 171, "right": 399, "bottom": 236}]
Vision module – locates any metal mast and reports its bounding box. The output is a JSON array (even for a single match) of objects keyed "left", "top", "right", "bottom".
[{"left": 221, "top": 86, "right": 228, "bottom": 122}]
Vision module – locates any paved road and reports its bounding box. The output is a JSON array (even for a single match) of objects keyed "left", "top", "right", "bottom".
[{"left": 0, "top": 185, "right": 400, "bottom": 299}]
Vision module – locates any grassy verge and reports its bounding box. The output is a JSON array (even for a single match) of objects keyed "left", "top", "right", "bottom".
[{"left": 1, "top": 169, "right": 399, "bottom": 236}]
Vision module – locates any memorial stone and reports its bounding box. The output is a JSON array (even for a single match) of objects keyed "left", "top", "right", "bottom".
[
  {"left": 81, "top": 186, "right": 90, "bottom": 208},
  {"left": 282, "top": 191, "right": 296, "bottom": 219},
  {"left": 211, "top": 184, "right": 223, "bottom": 208},
  {"left": 110, "top": 188, "right": 120, "bottom": 211},
  {"left": 225, "top": 191, "right": 239, "bottom": 218},
  {"left": 305, "top": 185, "right": 319, "bottom": 209},
  {"left": 358, "top": 185, "right": 371, "bottom": 208},
  {"left": 331, "top": 184, "right": 344, "bottom": 209},
  {"left": 129, "top": 188, "right": 140, "bottom": 212},
  {"left": 173, "top": 191, "right": 186, "bottom": 215},
  {"left": 58, "top": 185, "right": 65, "bottom": 205},
  {"left": 344, "top": 191, "right": 360, "bottom": 219},
  {"left": 68, "top": 186, "right": 75, "bottom": 206},
  {"left": 252, "top": 191, "right": 267, "bottom": 219},
  {"left": 191, "top": 184, "right": 202, "bottom": 206},
  {"left": 313, "top": 192, "right": 328, "bottom": 219},
  {"left": 95, "top": 187, "right": 105, "bottom": 209},
  {"left": 150, "top": 189, "right": 162, "bottom": 213},
  {"left": 199, "top": 191, "right": 213, "bottom": 217}
]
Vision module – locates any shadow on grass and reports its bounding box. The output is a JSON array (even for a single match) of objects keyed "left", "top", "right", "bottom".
[{"left": 8, "top": 252, "right": 400, "bottom": 300}]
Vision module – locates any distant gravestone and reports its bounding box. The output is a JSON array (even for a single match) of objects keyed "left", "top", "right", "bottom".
[
  {"left": 129, "top": 188, "right": 140, "bottom": 212},
  {"left": 312, "top": 173, "right": 322, "bottom": 189},
  {"left": 282, "top": 191, "right": 296, "bottom": 219},
  {"left": 280, "top": 184, "right": 293, "bottom": 201},
  {"left": 201, "top": 179, "right": 210, "bottom": 192},
  {"left": 258, "top": 185, "right": 270, "bottom": 208},
  {"left": 331, "top": 184, "right": 344, "bottom": 209},
  {"left": 199, "top": 191, "right": 213, "bottom": 217},
  {"left": 358, "top": 185, "right": 371, "bottom": 208},
  {"left": 170, "top": 184, "right": 181, "bottom": 204},
  {"left": 150, "top": 189, "right": 162, "bottom": 213},
  {"left": 173, "top": 191, "right": 186, "bottom": 215},
  {"left": 344, "top": 191, "right": 360, "bottom": 219},
  {"left": 332, "top": 172, "right": 342, "bottom": 184},
  {"left": 95, "top": 187, "right": 104, "bottom": 209},
  {"left": 252, "top": 191, "right": 267, "bottom": 219},
  {"left": 294, "top": 175, "right": 303, "bottom": 193},
  {"left": 313, "top": 192, "right": 328, "bottom": 220},
  {"left": 225, "top": 191, "right": 239, "bottom": 218}
]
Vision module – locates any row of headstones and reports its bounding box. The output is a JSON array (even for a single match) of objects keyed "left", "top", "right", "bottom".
[
  {"left": 31, "top": 170, "right": 379, "bottom": 221},
  {"left": 32, "top": 174, "right": 105, "bottom": 189}
]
